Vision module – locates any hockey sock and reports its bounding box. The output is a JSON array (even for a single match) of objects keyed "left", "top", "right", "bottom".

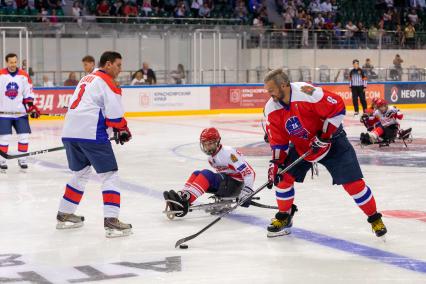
[
  {"left": 275, "top": 173, "right": 296, "bottom": 212},
  {"left": 184, "top": 171, "right": 200, "bottom": 189},
  {"left": 343, "top": 179, "right": 377, "bottom": 217},
  {"left": 59, "top": 166, "right": 91, "bottom": 214},
  {"left": 0, "top": 134, "right": 11, "bottom": 157},
  {"left": 184, "top": 171, "right": 210, "bottom": 203},
  {"left": 17, "top": 133, "right": 29, "bottom": 153},
  {"left": 99, "top": 171, "right": 121, "bottom": 218},
  {"left": 372, "top": 126, "right": 384, "bottom": 138}
]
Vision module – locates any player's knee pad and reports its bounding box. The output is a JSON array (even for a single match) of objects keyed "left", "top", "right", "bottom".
[
  {"left": 17, "top": 133, "right": 29, "bottom": 144},
  {"left": 70, "top": 166, "right": 92, "bottom": 189},
  {"left": 98, "top": 170, "right": 120, "bottom": 190},
  {"left": 0, "top": 134, "right": 11, "bottom": 146}
]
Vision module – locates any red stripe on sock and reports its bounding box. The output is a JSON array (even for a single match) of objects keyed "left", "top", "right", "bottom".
[
  {"left": 18, "top": 143, "right": 28, "bottom": 152},
  {"left": 0, "top": 145, "right": 8, "bottom": 153},
  {"left": 64, "top": 185, "right": 83, "bottom": 204},
  {"left": 103, "top": 192, "right": 121, "bottom": 205},
  {"left": 276, "top": 173, "right": 295, "bottom": 212},
  {"left": 343, "top": 179, "right": 377, "bottom": 217}
]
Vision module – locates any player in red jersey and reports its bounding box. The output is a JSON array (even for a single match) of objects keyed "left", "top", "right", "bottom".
[{"left": 263, "top": 69, "right": 387, "bottom": 238}]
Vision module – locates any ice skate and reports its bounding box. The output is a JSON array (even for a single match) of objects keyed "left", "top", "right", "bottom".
[
  {"left": 368, "top": 212, "right": 387, "bottom": 239},
  {"left": 104, "top": 217, "right": 132, "bottom": 238},
  {"left": 267, "top": 205, "right": 298, "bottom": 238},
  {"left": 56, "top": 211, "right": 85, "bottom": 229},
  {"left": 18, "top": 159, "right": 28, "bottom": 169}
]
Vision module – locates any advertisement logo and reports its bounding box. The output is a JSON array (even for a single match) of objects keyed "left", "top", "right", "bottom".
[
  {"left": 229, "top": 89, "right": 241, "bottom": 103},
  {"left": 139, "top": 93, "right": 150, "bottom": 107},
  {"left": 5, "top": 82, "right": 19, "bottom": 100},
  {"left": 390, "top": 87, "right": 399, "bottom": 103}
]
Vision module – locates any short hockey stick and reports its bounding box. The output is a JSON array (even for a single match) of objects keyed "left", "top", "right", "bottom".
[
  {"left": 0, "top": 111, "right": 65, "bottom": 117},
  {"left": 249, "top": 200, "right": 278, "bottom": 210},
  {"left": 0, "top": 137, "right": 117, "bottom": 159},
  {"left": 174, "top": 150, "right": 311, "bottom": 248}
]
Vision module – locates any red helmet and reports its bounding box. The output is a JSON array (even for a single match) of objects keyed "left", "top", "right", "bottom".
[
  {"left": 375, "top": 99, "right": 388, "bottom": 108},
  {"left": 200, "top": 128, "right": 221, "bottom": 155}
]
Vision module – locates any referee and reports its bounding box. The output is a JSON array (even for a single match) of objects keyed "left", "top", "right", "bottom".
[{"left": 349, "top": 59, "right": 368, "bottom": 115}]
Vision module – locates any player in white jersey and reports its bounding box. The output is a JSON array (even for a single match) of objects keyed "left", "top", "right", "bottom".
[
  {"left": 163, "top": 127, "right": 256, "bottom": 217},
  {"left": 56, "top": 51, "right": 133, "bottom": 238},
  {"left": 0, "top": 53, "right": 40, "bottom": 170},
  {"left": 360, "top": 99, "right": 411, "bottom": 145}
]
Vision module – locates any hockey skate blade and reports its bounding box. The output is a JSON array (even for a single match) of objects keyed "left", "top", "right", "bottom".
[
  {"left": 105, "top": 228, "right": 133, "bottom": 238},
  {"left": 56, "top": 221, "right": 84, "bottom": 230},
  {"left": 267, "top": 228, "right": 292, "bottom": 238}
]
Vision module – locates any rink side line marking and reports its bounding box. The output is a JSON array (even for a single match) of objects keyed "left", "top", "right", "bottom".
[{"left": 33, "top": 160, "right": 426, "bottom": 275}]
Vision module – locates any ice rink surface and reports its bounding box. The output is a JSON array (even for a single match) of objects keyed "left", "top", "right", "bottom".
[{"left": 1, "top": 111, "right": 425, "bottom": 284}]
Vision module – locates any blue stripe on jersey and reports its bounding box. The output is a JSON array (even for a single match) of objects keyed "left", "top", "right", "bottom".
[
  {"left": 271, "top": 144, "right": 289, "bottom": 151},
  {"left": 237, "top": 164, "right": 247, "bottom": 171},
  {"left": 276, "top": 188, "right": 295, "bottom": 199},
  {"left": 96, "top": 110, "right": 109, "bottom": 143},
  {"left": 354, "top": 187, "right": 372, "bottom": 205},
  {"left": 107, "top": 117, "right": 124, "bottom": 123}
]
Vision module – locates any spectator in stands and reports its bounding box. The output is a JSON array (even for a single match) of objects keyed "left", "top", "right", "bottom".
[
  {"left": 323, "top": 12, "right": 334, "bottom": 29},
  {"left": 42, "top": 75, "right": 55, "bottom": 87},
  {"left": 142, "top": 0, "right": 153, "bottom": 15},
  {"left": 110, "top": 0, "right": 124, "bottom": 16},
  {"left": 170, "top": 64, "right": 186, "bottom": 84},
  {"left": 308, "top": 0, "right": 321, "bottom": 14},
  {"left": 131, "top": 71, "right": 146, "bottom": 85},
  {"left": 395, "top": 23, "right": 405, "bottom": 47},
  {"left": 50, "top": 9, "right": 59, "bottom": 23},
  {"left": 199, "top": 2, "right": 211, "bottom": 17},
  {"left": 392, "top": 54, "right": 403, "bottom": 80},
  {"left": 72, "top": 1, "right": 83, "bottom": 25},
  {"left": 22, "top": 59, "right": 34, "bottom": 78},
  {"left": 383, "top": 8, "right": 394, "bottom": 30},
  {"left": 16, "top": 0, "right": 28, "bottom": 9},
  {"left": 404, "top": 22, "right": 416, "bottom": 49},
  {"left": 314, "top": 13, "right": 325, "bottom": 28},
  {"left": 164, "top": 0, "right": 177, "bottom": 13},
  {"left": 355, "top": 22, "right": 367, "bottom": 48},
  {"left": 283, "top": 9, "right": 294, "bottom": 29},
  {"left": 331, "top": 0, "right": 338, "bottom": 14},
  {"left": 407, "top": 9, "right": 419, "bottom": 26},
  {"left": 97, "top": 0, "right": 111, "bottom": 16},
  {"left": 175, "top": 1, "right": 187, "bottom": 17},
  {"left": 301, "top": 22, "right": 310, "bottom": 47},
  {"left": 64, "top": 72, "right": 79, "bottom": 86},
  {"left": 190, "top": 0, "right": 202, "bottom": 17},
  {"left": 345, "top": 20, "right": 358, "bottom": 47},
  {"left": 320, "top": 0, "right": 332, "bottom": 13},
  {"left": 82, "top": 55, "right": 96, "bottom": 73},
  {"left": 135, "top": 62, "right": 157, "bottom": 84},
  {"left": 47, "top": 0, "right": 60, "bottom": 9},
  {"left": 40, "top": 7, "right": 49, "bottom": 22},
  {"left": 362, "top": 58, "right": 378, "bottom": 80},
  {"left": 333, "top": 21, "right": 344, "bottom": 47},
  {"left": 234, "top": 1, "right": 248, "bottom": 21},
  {"left": 123, "top": 2, "right": 138, "bottom": 18}
]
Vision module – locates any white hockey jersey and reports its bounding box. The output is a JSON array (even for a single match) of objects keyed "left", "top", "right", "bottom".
[
  {"left": 0, "top": 68, "right": 34, "bottom": 118},
  {"left": 62, "top": 70, "right": 126, "bottom": 143},
  {"left": 208, "top": 145, "right": 255, "bottom": 189},
  {"left": 373, "top": 106, "right": 403, "bottom": 127}
]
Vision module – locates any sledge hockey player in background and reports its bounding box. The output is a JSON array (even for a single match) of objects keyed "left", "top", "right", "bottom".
[
  {"left": 57, "top": 51, "right": 133, "bottom": 238},
  {"left": 360, "top": 97, "right": 379, "bottom": 131},
  {"left": 360, "top": 99, "right": 411, "bottom": 145},
  {"left": 263, "top": 69, "right": 387, "bottom": 238},
  {"left": 163, "top": 127, "right": 255, "bottom": 217},
  {"left": 0, "top": 53, "right": 40, "bottom": 171}
]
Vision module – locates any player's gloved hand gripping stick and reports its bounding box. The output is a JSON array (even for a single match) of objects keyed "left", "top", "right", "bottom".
[{"left": 174, "top": 149, "right": 311, "bottom": 248}]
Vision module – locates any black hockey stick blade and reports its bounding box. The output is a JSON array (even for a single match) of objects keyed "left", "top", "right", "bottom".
[
  {"left": 249, "top": 200, "right": 278, "bottom": 210},
  {"left": 174, "top": 150, "right": 311, "bottom": 248}
]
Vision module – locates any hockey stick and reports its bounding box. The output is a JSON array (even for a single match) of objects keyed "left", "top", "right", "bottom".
[
  {"left": 0, "top": 137, "right": 117, "bottom": 159},
  {"left": 0, "top": 111, "right": 65, "bottom": 117},
  {"left": 174, "top": 150, "right": 311, "bottom": 248},
  {"left": 249, "top": 200, "right": 278, "bottom": 210}
]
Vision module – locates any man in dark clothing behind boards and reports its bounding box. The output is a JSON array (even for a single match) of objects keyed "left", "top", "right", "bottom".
[
  {"left": 134, "top": 62, "right": 157, "bottom": 85},
  {"left": 349, "top": 59, "right": 368, "bottom": 115}
]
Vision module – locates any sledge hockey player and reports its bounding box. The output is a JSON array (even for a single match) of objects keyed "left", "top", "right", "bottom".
[
  {"left": 56, "top": 51, "right": 133, "bottom": 238},
  {"left": 263, "top": 69, "right": 387, "bottom": 238},
  {"left": 0, "top": 53, "right": 40, "bottom": 171},
  {"left": 163, "top": 127, "right": 256, "bottom": 218},
  {"left": 360, "top": 99, "right": 411, "bottom": 145}
]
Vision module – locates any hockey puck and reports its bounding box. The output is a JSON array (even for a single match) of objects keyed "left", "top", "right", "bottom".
[{"left": 179, "top": 244, "right": 189, "bottom": 249}]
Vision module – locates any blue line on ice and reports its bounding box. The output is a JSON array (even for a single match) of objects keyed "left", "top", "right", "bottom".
[{"left": 33, "top": 158, "right": 426, "bottom": 275}]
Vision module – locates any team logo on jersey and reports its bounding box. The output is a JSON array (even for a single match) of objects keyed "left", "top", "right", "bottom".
[
  {"left": 5, "top": 82, "right": 19, "bottom": 100},
  {"left": 285, "top": 116, "right": 309, "bottom": 139},
  {"left": 230, "top": 153, "right": 238, "bottom": 162},
  {"left": 300, "top": 85, "right": 315, "bottom": 96}
]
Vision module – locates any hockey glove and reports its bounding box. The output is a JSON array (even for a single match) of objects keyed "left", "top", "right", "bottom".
[
  {"left": 26, "top": 102, "right": 41, "bottom": 119},
  {"left": 268, "top": 161, "right": 283, "bottom": 189},
  {"left": 305, "top": 135, "right": 331, "bottom": 162},
  {"left": 238, "top": 186, "right": 254, "bottom": 208},
  {"left": 360, "top": 113, "right": 369, "bottom": 124},
  {"left": 113, "top": 126, "right": 132, "bottom": 145}
]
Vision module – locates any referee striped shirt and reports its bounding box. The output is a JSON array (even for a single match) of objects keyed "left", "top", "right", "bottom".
[{"left": 349, "top": 68, "right": 367, "bottom": 87}]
